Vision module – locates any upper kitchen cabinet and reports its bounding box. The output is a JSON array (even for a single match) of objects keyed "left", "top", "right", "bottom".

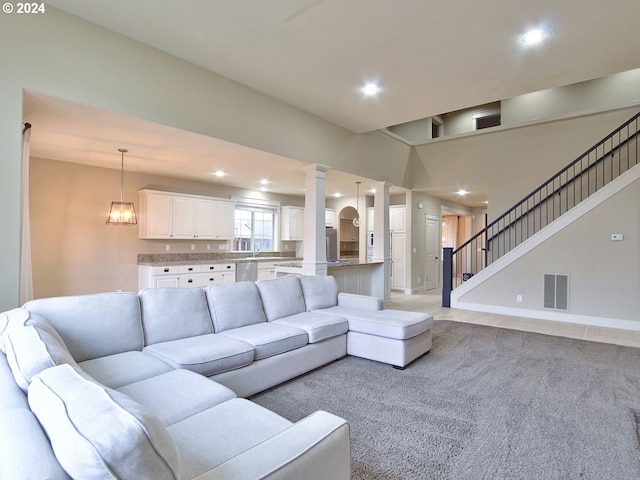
[
  {"left": 281, "top": 206, "right": 304, "bottom": 241},
  {"left": 138, "top": 189, "right": 234, "bottom": 240}
]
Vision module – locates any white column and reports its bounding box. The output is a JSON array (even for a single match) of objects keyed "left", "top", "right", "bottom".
[
  {"left": 372, "top": 181, "right": 392, "bottom": 300},
  {"left": 302, "top": 163, "right": 331, "bottom": 276}
]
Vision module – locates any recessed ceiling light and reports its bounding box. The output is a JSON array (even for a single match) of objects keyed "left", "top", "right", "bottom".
[
  {"left": 456, "top": 189, "right": 468, "bottom": 196},
  {"left": 370, "top": 188, "right": 377, "bottom": 194},
  {"left": 213, "top": 170, "right": 225, "bottom": 177},
  {"left": 361, "top": 82, "right": 381, "bottom": 97},
  {"left": 334, "top": 192, "right": 343, "bottom": 198},
  {"left": 521, "top": 28, "right": 546, "bottom": 45},
  {"left": 259, "top": 179, "right": 269, "bottom": 185}
]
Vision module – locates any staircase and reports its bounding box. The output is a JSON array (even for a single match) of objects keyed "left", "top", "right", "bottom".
[{"left": 442, "top": 112, "right": 640, "bottom": 307}]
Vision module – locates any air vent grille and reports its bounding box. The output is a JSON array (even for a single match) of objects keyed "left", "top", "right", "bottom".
[{"left": 544, "top": 274, "right": 568, "bottom": 310}]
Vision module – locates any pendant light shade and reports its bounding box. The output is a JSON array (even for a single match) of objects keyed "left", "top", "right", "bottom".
[{"left": 106, "top": 148, "right": 137, "bottom": 225}]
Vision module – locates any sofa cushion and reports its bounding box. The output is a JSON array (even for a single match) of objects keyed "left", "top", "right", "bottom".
[
  {"left": 167, "top": 398, "right": 292, "bottom": 479},
  {"left": 299, "top": 275, "right": 339, "bottom": 311},
  {"left": 5, "top": 323, "right": 78, "bottom": 392},
  {"left": 273, "top": 312, "right": 348, "bottom": 343},
  {"left": 205, "top": 282, "right": 267, "bottom": 333},
  {"left": 0, "top": 308, "right": 30, "bottom": 354},
  {"left": 256, "top": 276, "right": 307, "bottom": 321},
  {"left": 139, "top": 288, "right": 214, "bottom": 345},
  {"left": 28, "top": 364, "right": 180, "bottom": 480},
  {"left": 24, "top": 292, "right": 143, "bottom": 362},
  {"left": 319, "top": 307, "right": 433, "bottom": 340},
  {"left": 79, "top": 351, "right": 174, "bottom": 389},
  {"left": 143, "top": 333, "right": 255, "bottom": 376},
  {"left": 218, "top": 323, "right": 308, "bottom": 360},
  {"left": 117, "top": 369, "right": 236, "bottom": 426}
]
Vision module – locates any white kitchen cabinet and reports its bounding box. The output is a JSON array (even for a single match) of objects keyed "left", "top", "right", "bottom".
[
  {"left": 138, "top": 191, "right": 174, "bottom": 239},
  {"left": 281, "top": 206, "right": 304, "bottom": 241},
  {"left": 325, "top": 208, "right": 335, "bottom": 227},
  {"left": 257, "top": 261, "right": 277, "bottom": 280},
  {"left": 138, "top": 190, "right": 235, "bottom": 240},
  {"left": 138, "top": 263, "right": 235, "bottom": 290},
  {"left": 172, "top": 196, "right": 216, "bottom": 239},
  {"left": 390, "top": 205, "right": 406, "bottom": 232},
  {"left": 366, "top": 207, "right": 374, "bottom": 232},
  {"left": 214, "top": 200, "right": 235, "bottom": 239}
]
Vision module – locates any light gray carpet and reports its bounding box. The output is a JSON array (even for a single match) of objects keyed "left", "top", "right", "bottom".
[{"left": 251, "top": 320, "right": 640, "bottom": 479}]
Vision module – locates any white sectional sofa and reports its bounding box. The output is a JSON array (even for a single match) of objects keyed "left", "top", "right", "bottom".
[{"left": 0, "top": 275, "right": 433, "bottom": 479}]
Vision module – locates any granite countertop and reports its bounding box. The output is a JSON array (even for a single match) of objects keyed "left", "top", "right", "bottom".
[
  {"left": 137, "top": 253, "right": 299, "bottom": 266},
  {"left": 326, "top": 260, "right": 384, "bottom": 268},
  {"left": 273, "top": 260, "right": 384, "bottom": 269}
]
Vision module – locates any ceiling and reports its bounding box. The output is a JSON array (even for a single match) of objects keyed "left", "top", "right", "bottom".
[{"left": 30, "top": 0, "right": 640, "bottom": 206}]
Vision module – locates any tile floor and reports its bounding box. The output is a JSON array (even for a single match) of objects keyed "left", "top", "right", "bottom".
[{"left": 385, "top": 289, "right": 640, "bottom": 348}]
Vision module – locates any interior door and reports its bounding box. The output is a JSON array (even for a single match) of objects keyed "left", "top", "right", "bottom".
[{"left": 426, "top": 214, "right": 439, "bottom": 290}]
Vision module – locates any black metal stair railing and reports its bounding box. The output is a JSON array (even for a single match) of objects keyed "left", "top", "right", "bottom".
[{"left": 443, "top": 111, "right": 640, "bottom": 307}]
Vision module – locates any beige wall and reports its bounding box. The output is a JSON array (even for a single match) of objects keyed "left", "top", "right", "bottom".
[
  {"left": 29, "top": 157, "right": 304, "bottom": 298},
  {"left": 456, "top": 176, "right": 640, "bottom": 323}
]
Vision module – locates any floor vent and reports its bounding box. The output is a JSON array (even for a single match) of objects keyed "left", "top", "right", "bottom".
[{"left": 544, "top": 274, "right": 568, "bottom": 310}]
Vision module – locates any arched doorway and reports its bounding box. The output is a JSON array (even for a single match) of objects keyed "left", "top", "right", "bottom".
[{"left": 338, "top": 206, "right": 359, "bottom": 260}]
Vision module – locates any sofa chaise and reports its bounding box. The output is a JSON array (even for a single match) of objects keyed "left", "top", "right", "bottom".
[{"left": 0, "top": 274, "right": 433, "bottom": 479}]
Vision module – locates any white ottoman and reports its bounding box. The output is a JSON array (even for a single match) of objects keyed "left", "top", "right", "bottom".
[{"left": 323, "top": 307, "right": 434, "bottom": 368}]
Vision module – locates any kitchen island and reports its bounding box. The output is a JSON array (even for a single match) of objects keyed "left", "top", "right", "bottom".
[{"left": 274, "top": 260, "right": 385, "bottom": 298}]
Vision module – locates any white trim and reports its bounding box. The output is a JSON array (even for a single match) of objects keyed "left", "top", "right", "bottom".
[{"left": 450, "top": 302, "right": 640, "bottom": 331}]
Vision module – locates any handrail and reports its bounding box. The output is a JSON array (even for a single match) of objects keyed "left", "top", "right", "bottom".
[{"left": 443, "top": 111, "right": 640, "bottom": 306}]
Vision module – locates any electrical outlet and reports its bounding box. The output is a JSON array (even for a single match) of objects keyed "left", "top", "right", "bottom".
[
  {"left": 165, "top": 245, "right": 170, "bottom": 252},
  {"left": 417, "top": 278, "right": 421, "bottom": 284},
  {"left": 206, "top": 244, "right": 211, "bottom": 250},
  {"left": 190, "top": 244, "right": 196, "bottom": 251},
  {"left": 516, "top": 294, "right": 523, "bottom": 303}
]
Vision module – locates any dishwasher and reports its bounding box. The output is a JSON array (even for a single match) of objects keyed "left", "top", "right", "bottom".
[{"left": 235, "top": 261, "right": 258, "bottom": 282}]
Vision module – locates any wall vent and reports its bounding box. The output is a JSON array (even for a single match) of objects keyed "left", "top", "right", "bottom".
[{"left": 544, "top": 274, "right": 568, "bottom": 310}]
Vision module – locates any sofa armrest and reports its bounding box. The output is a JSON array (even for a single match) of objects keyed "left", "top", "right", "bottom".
[
  {"left": 337, "top": 292, "right": 383, "bottom": 311},
  {"left": 191, "top": 411, "right": 351, "bottom": 480}
]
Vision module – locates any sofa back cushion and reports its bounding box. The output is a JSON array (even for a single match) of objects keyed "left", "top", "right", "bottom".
[
  {"left": 256, "top": 276, "right": 307, "bottom": 321},
  {"left": 24, "top": 292, "right": 143, "bottom": 362},
  {"left": 299, "top": 275, "right": 340, "bottom": 311},
  {"left": 28, "top": 364, "right": 180, "bottom": 480},
  {"left": 5, "top": 323, "right": 78, "bottom": 392},
  {"left": 139, "top": 288, "right": 213, "bottom": 345},
  {"left": 205, "top": 282, "right": 267, "bottom": 332}
]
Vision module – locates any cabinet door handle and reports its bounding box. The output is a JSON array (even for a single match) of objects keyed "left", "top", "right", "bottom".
[
  {"left": 187, "top": 279, "right": 193, "bottom": 283},
  {"left": 164, "top": 268, "right": 170, "bottom": 273},
  {"left": 188, "top": 267, "right": 194, "bottom": 271}
]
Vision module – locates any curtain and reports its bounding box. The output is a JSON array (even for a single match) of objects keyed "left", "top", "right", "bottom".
[
  {"left": 442, "top": 215, "right": 458, "bottom": 249},
  {"left": 20, "top": 123, "right": 33, "bottom": 304}
]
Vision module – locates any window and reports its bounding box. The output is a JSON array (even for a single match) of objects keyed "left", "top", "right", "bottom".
[{"left": 233, "top": 203, "right": 276, "bottom": 252}]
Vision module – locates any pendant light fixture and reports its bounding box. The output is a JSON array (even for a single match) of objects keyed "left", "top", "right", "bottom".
[
  {"left": 106, "top": 148, "right": 137, "bottom": 225},
  {"left": 352, "top": 181, "right": 361, "bottom": 227}
]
